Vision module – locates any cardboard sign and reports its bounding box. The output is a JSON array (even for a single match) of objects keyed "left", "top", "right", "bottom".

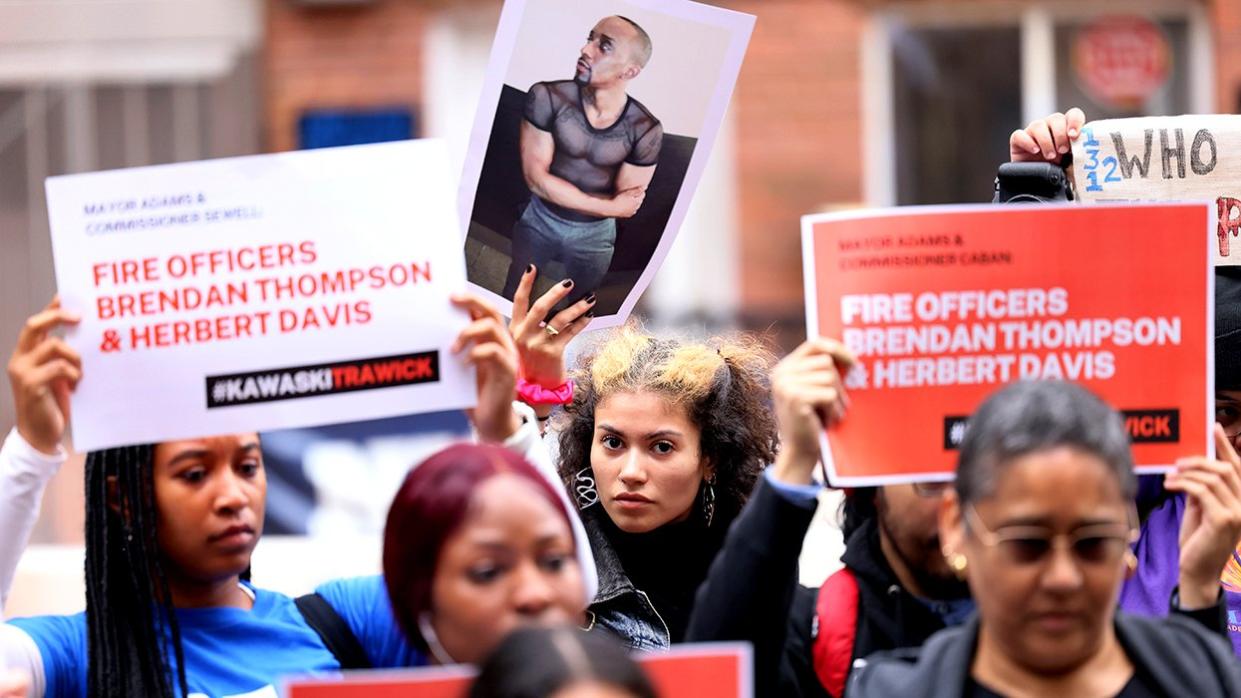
[
  {"left": 1070, "top": 115, "right": 1241, "bottom": 266},
  {"left": 47, "top": 140, "right": 476, "bottom": 452},
  {"left": 283, "top": 642, "right": 752, "bottom": 698},
  {"left": 801, "top": 203, "right": 1212, "bottom": 486},
  {"left": 458, "top": 0, "right": 754, "bottom": 327}
]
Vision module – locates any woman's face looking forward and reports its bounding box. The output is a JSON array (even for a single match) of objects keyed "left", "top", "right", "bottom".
[
  {"left": 944, "top": 447, "right": 1133, "bottom": 675},
  {"left": 152, "top": 434, "right": 265, "bottom": 589},
  {"left": 590, "top": 391, "right": 711, "bottom": 534},
  {"left": 430, "top": 474, "right": 585, "bottom": 664}
]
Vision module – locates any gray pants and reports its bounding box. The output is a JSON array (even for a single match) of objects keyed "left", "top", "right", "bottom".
[{"left": 502, "top": 196, "right": 616, "bottom": 307}]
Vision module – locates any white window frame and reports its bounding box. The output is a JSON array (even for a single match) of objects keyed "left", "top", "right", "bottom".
[{"left": 862, "top": 0, "right": 1215, "bottom": 207}]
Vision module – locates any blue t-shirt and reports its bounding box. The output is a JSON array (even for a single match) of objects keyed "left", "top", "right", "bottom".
[
  {"left": 313, "top": 575, "right": 424, "bottom": 669},
  {"left": 8, "top": 576, "right": 425, "bottom": 698}
]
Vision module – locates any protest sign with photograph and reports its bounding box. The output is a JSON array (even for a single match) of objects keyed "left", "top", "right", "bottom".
[
  {"left": 1070, "top": 115, "right": 1241, "bottom": 266},
  {"left": 46, "top": 139, "right": 476, "bottom": 452},
  {"left": 458, "top": 0, "right": 754, "bottom": 326},
  {"left": 283, "top": 642, "right": 752, "bottom": 697},
  {"left": 802, "top": 203, "right": 1212, "bottom": 486}
]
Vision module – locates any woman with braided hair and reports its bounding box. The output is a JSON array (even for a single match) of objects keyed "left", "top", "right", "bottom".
[
  {"left": 508, "top": 267, "right": 778, "bottom": 650},
  {"left": 0, "top": 295, "right": 596, "bottom": 697}
]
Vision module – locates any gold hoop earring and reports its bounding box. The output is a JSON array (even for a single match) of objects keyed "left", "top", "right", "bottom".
[{"left": 945, "top": 552, "right": 968, "bottom": 580}]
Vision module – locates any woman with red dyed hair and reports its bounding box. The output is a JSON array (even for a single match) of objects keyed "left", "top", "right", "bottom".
[{"left": 382, "top": 443, "right": 592, "bottom": 664}]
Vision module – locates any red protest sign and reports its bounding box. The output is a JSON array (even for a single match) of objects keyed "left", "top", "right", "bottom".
[
  {"left": 284, "top": 665, "right": 473, "bottom": 698},
  {"left": 639, "top": 643, "right": 752, "bottom": 696},
  {"left": 801, "top": 203, "right": 1212, "bottom": 486},
  {"left": 284, "top": 642, "right": 752, "bottom": 697}
]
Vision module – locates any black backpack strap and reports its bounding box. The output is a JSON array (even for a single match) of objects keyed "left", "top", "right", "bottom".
[{"left": 295, "top": 592, "right": 373, "bottom": 670}]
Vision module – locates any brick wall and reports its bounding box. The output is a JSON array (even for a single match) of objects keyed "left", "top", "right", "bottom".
[
  {"left": 265, "top": 0, "right": 439, "bottom": 152},
  {"left": 726, "top": 0, "right": 865, "bottom": 333}
]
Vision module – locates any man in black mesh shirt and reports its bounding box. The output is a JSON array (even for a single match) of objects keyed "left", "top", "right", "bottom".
[{"left": 501, "top": 15, "right": 663, "bottom": 312}]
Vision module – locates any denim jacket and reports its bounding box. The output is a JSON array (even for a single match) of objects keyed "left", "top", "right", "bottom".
[{"left": 582, "top": 512, "right": 672, "bottom": 651}]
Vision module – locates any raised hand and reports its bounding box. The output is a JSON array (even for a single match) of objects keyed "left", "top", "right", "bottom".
[
  {"left": 1009, "top": 108, "right": 1087, "bottom": 165},
  {"left": 7, "top": 297, "right": 81, "bottom": 454},
  {"left": 1165, "top": 423, "right": 1241, "bottom": 609},
  {"left": 451, "top": 293, "right": 522, "bottom": 443},
  {"left": 769, "top": 338, "right": 855, "bottom": 485},
  {"left": 509, "top": 265, "right": 595, "bottom": 393}
]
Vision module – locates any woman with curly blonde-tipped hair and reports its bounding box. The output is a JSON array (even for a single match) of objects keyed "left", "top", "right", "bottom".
[
  {"left": 507, "top": 267, "right": 778, "bottom": 651},
  {"left": 559, "top": 328, "right": 777, "bottom": 651}
]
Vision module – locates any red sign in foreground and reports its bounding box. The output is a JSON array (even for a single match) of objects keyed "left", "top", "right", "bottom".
[
  {"left": 284, "top": 642, "right": 752, "bottom": 697},
  {"left": 801, "top": 203, "right": 1212, "bottom": 486}
]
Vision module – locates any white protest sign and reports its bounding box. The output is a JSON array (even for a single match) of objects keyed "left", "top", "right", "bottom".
[
  {"left": 457, "top": 0, "right": 754, "bottom": 327},
  {"left": 1070, "top": 115, "right": 1241, "bottom": 265},
  {"left": 47, "top": 139, "right": 477, "bottom": 452}
]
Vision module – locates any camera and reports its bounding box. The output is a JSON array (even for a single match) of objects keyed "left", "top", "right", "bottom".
[{"left": 992, "top": 160, "right": 1074, "bottom": 204}]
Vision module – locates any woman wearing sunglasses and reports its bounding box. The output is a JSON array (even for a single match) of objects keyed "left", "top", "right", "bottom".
[{"left": 852, "top": 380, "right": 1241, "bottom": 697}]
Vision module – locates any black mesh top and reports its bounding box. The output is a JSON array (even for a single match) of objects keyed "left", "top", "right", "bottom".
[{"left": 524, "top": 80, "right": 663, "bottom": 221}]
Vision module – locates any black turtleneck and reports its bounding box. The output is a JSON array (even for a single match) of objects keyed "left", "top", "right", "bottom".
[{"left": 596, "top": 508, "right": 728, "bottom": 643}]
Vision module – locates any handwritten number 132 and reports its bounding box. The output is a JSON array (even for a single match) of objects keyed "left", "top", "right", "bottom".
[{"left": 1080, "top": 128, "right": 1119, "bottom": 192}]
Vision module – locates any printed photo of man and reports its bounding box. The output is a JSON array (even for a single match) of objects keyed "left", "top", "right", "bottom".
[{"left": 500, "top": 15, "right": 664, "bottom": 306}]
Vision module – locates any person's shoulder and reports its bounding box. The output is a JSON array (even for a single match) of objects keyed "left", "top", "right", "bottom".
[
  {"left": 1118, "top": 612, "right": 1241, "bottom": 694},
  {"left": 846, "top": 645, "right": 924, "bottom": 697},
  {"left": 625, "top": 96, "right": 661, "bottom": 129},
  {"left": 6, "top": 611, "right": 87, "bottom": 643},
  {"left": 1115, "top": 612, "right": 1241, "bottom": 695},
  {"left": 315, "top": 574, "right": 388, "bottom": 609},
  {"left": 6, "top": 612, "right": 89, "bottom": 694},
  {"left": 245, "top": 584, "right": 311, "bottom": 619},
  {"left": 529, "top": 80, "right": 576, "bottom": 98},
  {"left": 847, "top": 623, "right": 972, "bottom": 698},
  {"left": 312, "top": 575, "right": 399, "bottom": 636},
  {"left": 313, "top": 575, "right": 429, "bottom": 669},
  {"left": 1120, "top": 610, "right": 1228, "bottom": 649},
  {"left": 1118, "top": 611, "right": 1240, "bottom": 672}
]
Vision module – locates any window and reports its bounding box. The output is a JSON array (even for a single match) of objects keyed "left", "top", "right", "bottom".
[
  {"left": 866, "top": 1, "right": 1214, "bottom": 207},
  {"left": 891, "top": 25, "right": 1023, "bottom": 205}
]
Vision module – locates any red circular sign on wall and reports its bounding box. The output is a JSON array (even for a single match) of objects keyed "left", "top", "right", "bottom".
[{"left": 1073, "top": 15, "right": 1172, "bottom": 110}]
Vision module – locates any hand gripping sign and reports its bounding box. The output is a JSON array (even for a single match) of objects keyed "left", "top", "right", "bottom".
[
  {"left": 1070, "top": 115, "right": 1241, "bottom": 266},
  {"left": 47, "top": 139, "right": 476, "bottom": 452},
  {"left": 801, "top": 203, "right": 1212, "bottom": 486}
]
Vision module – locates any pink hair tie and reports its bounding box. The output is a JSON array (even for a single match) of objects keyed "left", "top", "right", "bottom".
[{"left": 516, "top": 378, "right": 575, "bottom": 405}]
